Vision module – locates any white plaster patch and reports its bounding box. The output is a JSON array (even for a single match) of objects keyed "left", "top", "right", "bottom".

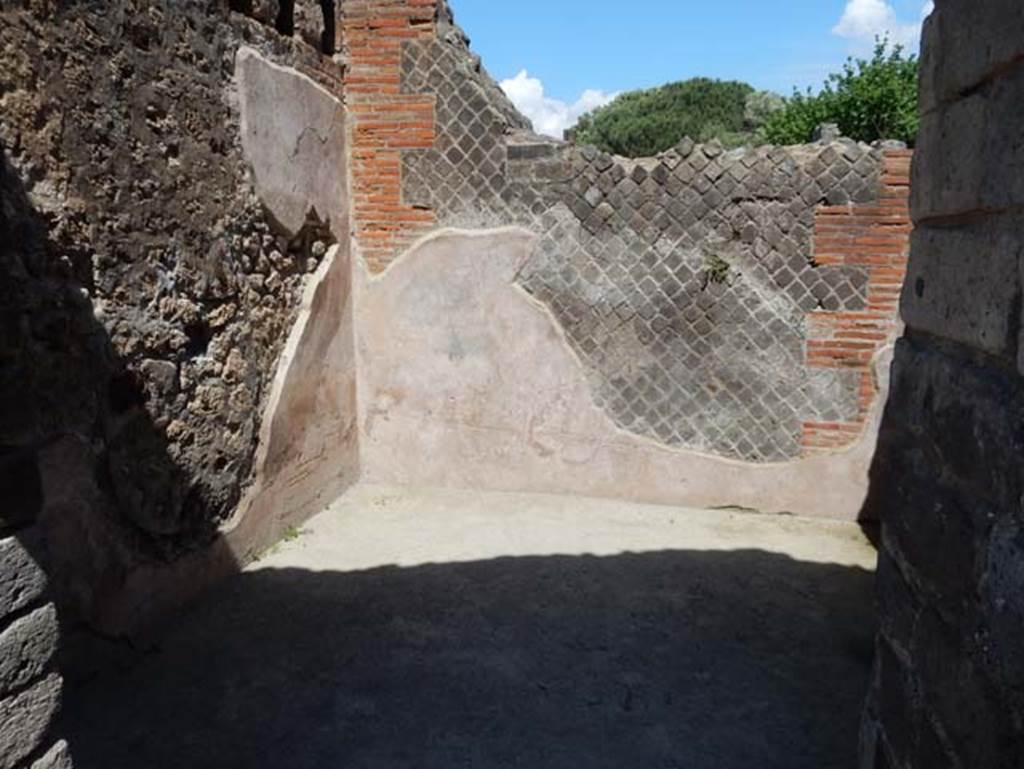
[{"left": 235, "top": 47, "right": 348, "bottom": 239}]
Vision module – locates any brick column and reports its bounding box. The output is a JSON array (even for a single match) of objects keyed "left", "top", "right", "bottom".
[
  {"left": 801, "top": 149, "right": 912, "bottom": 452},
  {"left": 344, "top": 0, "right": 438, "bottom": 273}
]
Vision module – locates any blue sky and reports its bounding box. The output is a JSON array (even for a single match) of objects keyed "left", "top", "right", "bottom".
[{"left": 451, "top": 0, "right": 933, "bottom": 136}]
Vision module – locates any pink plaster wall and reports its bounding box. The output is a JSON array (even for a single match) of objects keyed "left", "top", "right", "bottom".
[{"left": 353, "top": 228, "right": 891, "bottom": 520}]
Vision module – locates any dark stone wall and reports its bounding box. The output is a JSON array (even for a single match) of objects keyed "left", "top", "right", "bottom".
[
  {"left": 860, "top": 2, "right": 1024, "bottom": 767},
  {"left": 0, "top": 1, "right": 338, "bottom": 653}
]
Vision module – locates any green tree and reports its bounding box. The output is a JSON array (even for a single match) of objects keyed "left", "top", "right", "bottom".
[
  {"left": 573, "top": 78, "right": 773, "bottom": 157},
  {"left": 763, "top": 40, "right": 919, "bottom": 146}
]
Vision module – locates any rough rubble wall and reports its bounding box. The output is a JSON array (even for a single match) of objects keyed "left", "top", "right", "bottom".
[
  {"left": 0, "top": 1, "right": 354, "bottom": 657},
  {"left": 860, "top": 2, "right": 1024, "bottom": 767},
  {"left": 347, "top": 0, "right": 909, "bottom": 469}
]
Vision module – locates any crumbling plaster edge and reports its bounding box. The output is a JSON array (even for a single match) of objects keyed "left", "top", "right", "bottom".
[
  {"left": 216, "top": 47, "right": 354, "bottom": 558},
  {"left": 221, "top": 243, "right": 343, "bottom": 539}
]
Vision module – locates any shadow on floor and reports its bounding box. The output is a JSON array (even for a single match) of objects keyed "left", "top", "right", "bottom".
[{"left": 62, "top": 548, "right": 874, "bottom": 769}]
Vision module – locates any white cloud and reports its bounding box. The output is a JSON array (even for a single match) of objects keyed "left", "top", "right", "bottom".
[
  {"left": 832, "top": 0, "right": 933, "bottom": 51},
  {"left": 500, "top": 70, "right": 616, "bottom": 139}
]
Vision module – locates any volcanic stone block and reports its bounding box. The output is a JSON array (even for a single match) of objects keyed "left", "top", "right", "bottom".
[
  {"left": 0, "top": 674, "right": 61, "bottom": 769},
  {"left": 913, "top": 66, "right": 1024, "bottom": 221},
  {"left": 0, "top": 448, "right": 42, "bottom": 531},
  {"left": 918, "top": 0, "right": 1024, "bottom": 113},
  {"left": 901, "top": 220, "right": 1022, "bottom": 362},
  {"left": 0, "top": 537, "right": 47, "bottom": 620},
  {"left": 0, "top": 606, "right": 57, "bottom": 698},
  {"left": 30, "top": 741, "right": 72, "bottom": 769}
]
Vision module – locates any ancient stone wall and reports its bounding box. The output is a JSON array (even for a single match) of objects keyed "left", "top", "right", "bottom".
[
  {"left": 347, "top": 0, "right": 911, "bottom": 514},
  {"left": 0, "top": 530, "right": 68, "bottom": 768},
  {"left": 860, "top": 1, "right": 1024, "bottom": 766},
  {"left": 0, "top": 1, "right": 356, "bottom": 663}
]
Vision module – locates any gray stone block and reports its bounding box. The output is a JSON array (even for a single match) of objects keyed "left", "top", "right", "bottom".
[
  {"left": 674, "top": 136, "right": 695, "bottom": 157},
  {"left": 0, "top": 674, "right": 61, "bottom": 769},
  {"left": 0, "top": 537, "right": 47, "bottom": 620},
  {"left": 913, "top": 65, "right": 1024, "bottom": 221},
  {"left": 506, "top": 142, "right": 557, "bottom": 161},
  {"left": 29, "top": 740, "right": 72, "bottom": 769},
  {"left": 918, "top": 0, "right": 1024, "bottom": 113},
  {"left": 900, "top": 220, "right": 1021, "bottom": 361},
  {"left": 0, "top": 605, "right": 57, "bottom": 697}
]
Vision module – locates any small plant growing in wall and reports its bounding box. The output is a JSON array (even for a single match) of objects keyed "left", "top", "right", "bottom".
[
  {"left": 703, "top": 252, "right": 731, "bottom": 286},
  {"left": 255, "top": 525, "right": 307, "bottom": 561}
]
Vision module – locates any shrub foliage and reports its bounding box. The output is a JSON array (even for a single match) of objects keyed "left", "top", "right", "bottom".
[
  {"left": 762, "top": 41, "right": 919, "bottom": 146},
  {"left": 568, "top": 40, "right": 918, "bottom": 156},
  {"left": 573, "top": 78, "right": 775, "bottom": 157}
]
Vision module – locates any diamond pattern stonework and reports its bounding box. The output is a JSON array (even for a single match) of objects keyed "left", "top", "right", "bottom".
[{"left": 398, "top": 36, "right": 883, "bottom": 462}]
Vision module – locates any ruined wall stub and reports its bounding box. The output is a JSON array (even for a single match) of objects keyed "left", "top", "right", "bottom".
[
  {"left": 347, "top": 0, "right": 910, "bottom": 510},
  {"left": 860, "top": 2, "right": 1024, "bottom": 767}
]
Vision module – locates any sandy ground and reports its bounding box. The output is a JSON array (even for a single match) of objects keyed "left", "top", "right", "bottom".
[{"left": 63, "top": 485, "right": 877, "bottom": 769}]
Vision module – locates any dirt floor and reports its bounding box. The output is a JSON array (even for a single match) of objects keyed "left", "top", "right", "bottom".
[{"left": 62, "top": 485, "right": 877, "bottom": 769}]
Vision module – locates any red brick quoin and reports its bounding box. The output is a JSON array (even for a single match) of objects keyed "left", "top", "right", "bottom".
[
  {"left": 802, "top": 150, "right": 912, "bottom": 452},
  {"left": 344, "top": 0, "right": 438, "bottom": 274}
]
